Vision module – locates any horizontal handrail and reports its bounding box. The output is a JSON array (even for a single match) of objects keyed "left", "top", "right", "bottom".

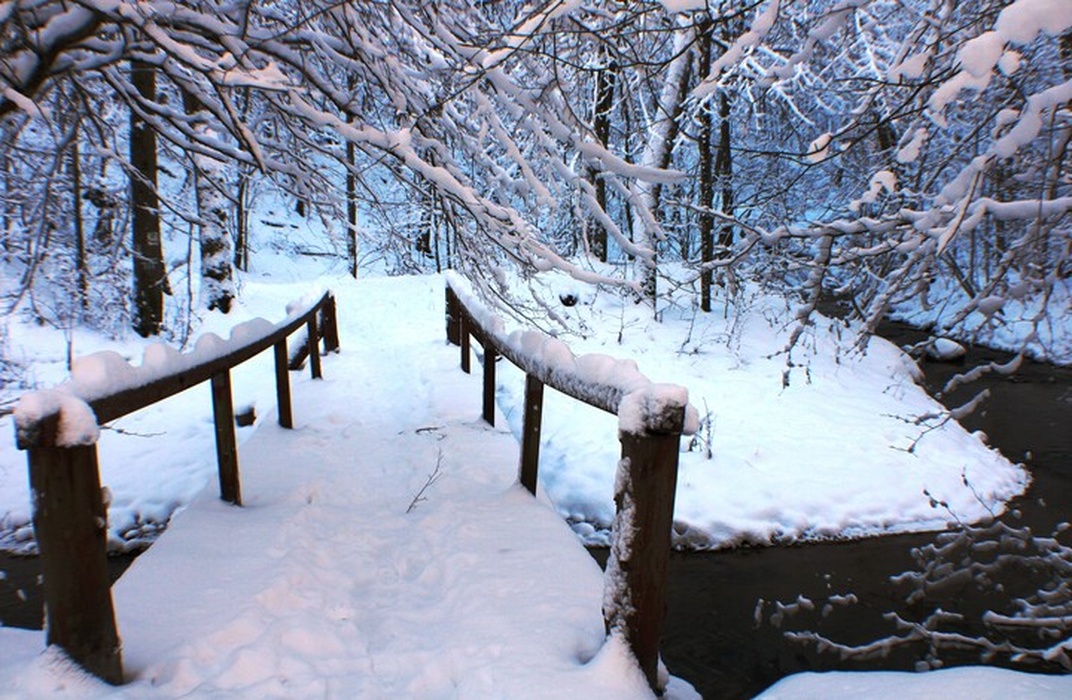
[
  {"left": 11, "top": 290, "right": 339, "bottom": 685},
  {"left": 444, "top": 272, "right": 692, "bottom": 695},
  {"left": 15, "top": 291, "right": 336, "bottom": 448},
  {"left": 445, "top": 272, "right": 693, "bottom": 435}
]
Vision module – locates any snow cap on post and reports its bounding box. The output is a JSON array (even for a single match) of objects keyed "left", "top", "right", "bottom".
[
  {"left": 13, "top": 389, "right": 100, "bottom": 449},
  {"left": 617, "top": 383, "right": 691, "bottom": 436}
]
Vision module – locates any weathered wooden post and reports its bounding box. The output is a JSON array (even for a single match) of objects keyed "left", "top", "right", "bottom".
[
  {"left": 306, "top": 313, "right": 322, "bottom": 380},
  {"left": 210, "top": 370, "right": 241, "bottom": 505},
  {"left": 460, "top": 312, "right": 471, "bottom": 374},
  {"left": 482, "top": 344, "right": 497, "bottom": 426},
  {"left": 518, "top": 374, "right": 544, "bottom": 494},
  {"left": 17, "top": 409, "right": 123, "bottom": 684},
  {"left": 445, "top": 287, "right": 461, "bottom": 346},
  {"left": 321, "top": 294, "right": 340, "bottom": 354},
  {"left": 273, "top": 340, "right": 293, "bottom": 429},
  {"left": 604, "top": 400, "right": 684, "bottom": 696}
]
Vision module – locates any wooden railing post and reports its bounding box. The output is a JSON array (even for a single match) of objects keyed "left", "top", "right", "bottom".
[
  {"left": 274, "top": 340, "right": 293, "bottom": 429},
  {"left": 482, "top": 344, "right": 497, "bottom": 426},
  {"left": 460, "top": 312, "right": 471, "bottom": 374},
  {"left": 306, "top": 313, "right": 322, "bottom": 380},
  {"left": 446, "top": 287, "right": 461, "bottom": 346},
  {"left": 519, "top": 374, "right": 544, "bottom": 494},
  {"left": 604, "top": 411, "right": 683, "bottom": 696},
  {"left": 27, "top": 433, "right": 122, "bottom": 684},
  {"left": 320, "top": 294, "right": 340, "bottom": 354},
  {"left": 211, "top": 370, "right": 241, "bottom": 505}
]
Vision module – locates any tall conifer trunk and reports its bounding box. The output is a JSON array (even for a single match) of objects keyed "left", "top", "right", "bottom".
[{"left": 130, "top": 61, "right": 167, "bottom": 337}]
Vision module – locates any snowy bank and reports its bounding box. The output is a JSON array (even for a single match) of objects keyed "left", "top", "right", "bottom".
[
  {"left": 757, "top": 665, "right": 1072, "bottom": 699},
  {"left": 480, "top": 270, "right": 1028, "bottom": 548}
]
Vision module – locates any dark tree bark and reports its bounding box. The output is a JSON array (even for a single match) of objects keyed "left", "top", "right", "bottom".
[
  {"left": 130, "top": 61, "right": 167, "bottom": 337},
  {"left": 233, "top": 88, "right": 252, "bottom": 273},
  {"left": 234, "top": 173, "right": 249, "bottom": 272},
  {"left": 698, "top": 24, "right": 715, "bottom": 312},
  {"left": 347, "top": 134, "right": 359, "bottom": 278},
  {"left": 69, "top": 138, "right": 89, "bottom": 311},
  {"left": 589, "top": 52, "right": 617, "bottom": 262},
  {"left": 715, "top": 90, "right": 734, "bottom": 254}
]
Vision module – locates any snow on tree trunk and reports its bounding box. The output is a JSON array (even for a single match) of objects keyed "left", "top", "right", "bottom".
[
  {"left": 629, "top": 23, "right": 694, "bottom": 309},
  {"left": 194, "top": 140, "right": 235, "bottom": 314},
  {"left": 182, "top": 88, "right": 235, "bottom": 314},
  {"left": 589, "top": 49, "right": 617, "bottom": 263}
]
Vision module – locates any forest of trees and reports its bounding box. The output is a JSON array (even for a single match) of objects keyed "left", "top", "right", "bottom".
[{"left": 1, "top": 0, "right": 1069, "bottom": 359}]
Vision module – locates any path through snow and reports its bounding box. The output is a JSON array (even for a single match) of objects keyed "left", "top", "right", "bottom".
[{"left": 0, "top": 276, "right": 688, "bottom": 699}]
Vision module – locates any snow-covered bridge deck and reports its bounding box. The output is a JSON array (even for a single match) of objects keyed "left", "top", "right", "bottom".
[{"left": 1, "top": 276, "right": 684, "bottom": 698}]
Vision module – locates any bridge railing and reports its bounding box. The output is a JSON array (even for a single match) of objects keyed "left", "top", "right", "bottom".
[
  {"left": 444, "top": 273, "right": 693, "bottom": 695},
  {"left": 12, "top": 291, "right": 339, "bottom": 684}
]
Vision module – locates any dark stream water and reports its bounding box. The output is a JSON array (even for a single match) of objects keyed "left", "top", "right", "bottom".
[
  {"left": 653, "top": 329, "right": 1072, "bottom": 699},
  {"left": 2, "top": 330, "right": 1070, "bottom": 699}
]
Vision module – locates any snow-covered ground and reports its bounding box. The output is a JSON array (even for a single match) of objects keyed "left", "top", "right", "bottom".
[
  {"left": 0, "top": 256, "right": 1058, "bottom": 697},
  {"left": 473, "top": 271, "right": 1028, "bottom": 548},
  {"left": 758, "top": 666, "right": 1072, "bottom": 699}
]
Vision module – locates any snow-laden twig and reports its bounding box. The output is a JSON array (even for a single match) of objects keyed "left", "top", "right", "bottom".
[{"left": 775, "top": 516, "right": 1072, "bottom": 671}]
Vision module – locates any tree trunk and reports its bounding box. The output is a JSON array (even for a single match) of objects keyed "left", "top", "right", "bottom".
[
  {"left": 347, "top": 138, "right": 359, "bottom": 278},
  {"left": 698, "top": 25, "right": 715, "bottom": 312},
  {"left": 589, "top": 51, "right": 617, "bottom": 263},
  {"left": 182, "top": 90, "right": 235, "bottom": 313},
  {"left": 130, "top": 61, "right": 167, "bottom": 337},
  {"left": 70, "top": 138, "right": 89, "bottom": 312},
  {"left": 630, "top": 24, "right": 694, "bottom": 310},
  {"left": 234, "top": 171, "right": 249, "bottom": 272},
  {"left": 716, "top": 90, "right": 734, "bottom": 255},
  {"left": 2, "top": 151, "right": 10, "bottom": 260},
  {"left": 233, "top": 88, "right": 252, "bottom": 273}
]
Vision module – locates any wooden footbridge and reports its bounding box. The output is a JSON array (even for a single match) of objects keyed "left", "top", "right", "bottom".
[{"left": 13, "top": 277, "right": 689, "bottom": 696}]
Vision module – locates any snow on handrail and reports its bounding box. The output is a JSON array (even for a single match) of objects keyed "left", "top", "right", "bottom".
[
  {"left": 14, "top": 290, "right": 336, "bottom": 449},
  {"left": 445, "top": 272, "right": 693, "bottom": 694},
  {"left": 445, "top": 271, "right": 696, "bottom": 435},
  {"left": 13, "top": 288, "right": 340, "bottom": 684}
]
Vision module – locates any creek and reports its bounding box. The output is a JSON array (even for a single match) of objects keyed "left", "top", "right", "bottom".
[{"left": 652, "top": 327, "right": 1072, "bottom": 698}]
